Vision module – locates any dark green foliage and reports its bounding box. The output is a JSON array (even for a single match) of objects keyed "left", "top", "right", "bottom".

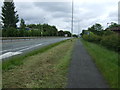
[
  {"left": 82, "top": 32, "right": 101, "bottom": 43},
  {"left": 42, "top": 24, "right": 58, "bottom": 36},
  {"left": 58, "top": 30, "right": 65, "bottom": 36},
  {"left": 20, "top": 18, "right": 26, "bottom": 29},
  {"left": 1, "top": 1, "right": 19, "bottom": 37},
  {"left": 58, "top": 30, "right": 71, "bottom": 37},
  {"left": 64, "top": 31, "right": 72, "bottom": 37},
  {"left": 82, "top": 23, "right": 120, "bottom": 52},
  {"left": 2, "top": 1, "right": 19, "bottom": 29},
  {"left": 102, "top": 30, "right": 114, "bottom": 36},
  {"left": 27, "top": 24, "right": 58, "bottom": 37},
  {"left": 100, "top": 34, "right": 120, "bottom": 51},
  {"left": 82, "top": 32, "right": 119, "bottom": 52},
  {"left": 87, "top": 23, "right": 103, "bottom": 36},
  {"left": 72, "top": 34, "right": 78, "bottom": 37},
  {"left": 2, "top": 27, "right": 18, "bottom": 37},
  {"left": 108, "top": 22, "right": 120, "bottom": 28}
]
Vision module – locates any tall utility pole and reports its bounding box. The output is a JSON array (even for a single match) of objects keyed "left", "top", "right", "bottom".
[
  {"left": 71, "top": 0, "right": 74, "bottom": 36},
  {"left": 118, "top": 1, "right": 120, "bottom": 24},
  {"left": 78, "top": 20, "right": 79, "bottom": 36}
]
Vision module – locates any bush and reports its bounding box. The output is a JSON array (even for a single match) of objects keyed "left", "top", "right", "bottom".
[
  {"left": 82, "top": 31, "right": 120, "bottom": 52},
  {"left": 103, "top": 30, "right": 114, "bottom": 36},
  {"left": 100, "top": 34, "right": 120, "bottom": 51},
  {"left": 2, "top": 27, "right": 19, "bottom": 37},
  {"left": 82, "top": 32, "right": 101, "bottom": 43}
]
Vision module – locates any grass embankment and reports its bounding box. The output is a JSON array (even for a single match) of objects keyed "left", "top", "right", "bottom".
[
  {"left": 3, "top": 40, "right": 68, "bottom": 70},
  {"left": 3, "top": 39, "right": 75, "bottom": 88},
  {"left": 81, "top": 39, "right": 119, "bottom": 88}
]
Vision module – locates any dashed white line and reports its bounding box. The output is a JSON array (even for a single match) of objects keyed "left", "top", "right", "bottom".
[
  {"left": 0, "top": 52, "right": 22, "bottom": 60},
  {"left": 18, "top": 43, "right": 43, "bottom": 52},
  {"left": 0, "top": 43, "right": 43, "bottom": 59},
  {"left": 0, "top": 46, "right": 29, "bottom": 53}
]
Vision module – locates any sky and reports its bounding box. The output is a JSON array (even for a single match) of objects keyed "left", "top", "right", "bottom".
[{"left": 0, "top": 0, "right": 119, "bottom": 34}]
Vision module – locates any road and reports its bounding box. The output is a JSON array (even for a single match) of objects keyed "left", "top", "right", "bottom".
[{"left": 0, "top": 37, "right": 71, "bottom": 60}]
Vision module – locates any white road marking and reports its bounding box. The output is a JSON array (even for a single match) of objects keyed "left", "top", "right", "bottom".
[
  {"left": 0, "top": 43, "right": 43, "bottom": 53},
  {"left": 0, "top": 43, "right": 43, "bottom": 59},
  {"left": 18, "top": 43, "right": 43, "bottom": 52},
  {"left": 0, "top": 52, "right": 22, "bottom": 60},
  {"left": 0, "top": 46, "right": 29, "bottom": 53}
]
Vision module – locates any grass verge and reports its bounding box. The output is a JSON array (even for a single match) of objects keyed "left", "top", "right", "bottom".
[
  {"left": 81, "top": 39, "right": 119, "bottom": 88},
  {"left": 3, "top": 39, "right": 75, "bottom": 88},
  {"left": 3, "top": 39, "right": 68, "bottom": 71}
]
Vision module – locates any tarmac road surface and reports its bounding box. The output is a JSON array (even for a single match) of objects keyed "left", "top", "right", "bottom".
[{"left": 0, "top": 37, "right": 71, "bottom": 60}]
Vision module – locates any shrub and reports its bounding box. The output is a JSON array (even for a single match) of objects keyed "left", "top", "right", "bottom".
[
  {"left": 82, "top": 32, "right": 101, "bottom": 43},
  {"left": 100, "top": 33, "right": 119, "bottom": 51},
  {"left": 82, "top": 31, "right": 120, "bottom": 52}
]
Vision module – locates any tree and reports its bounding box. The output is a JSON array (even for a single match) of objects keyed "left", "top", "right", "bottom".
[
  {"left": 87, "top": 23, "right": 103, "bottom": 36},
  {"left": 58, "top": 30, "right": 64, "bottom": 36},
  {"left": 19, "top": 19, "right": 26, "bottom": 37},
  {"left": 108, "top": 22, "right": 120, "bottom": 28},
  {"left": 20, "top": 18, "right": 26, "bottom": 29},
  {"left": 1, "top": 0, "right": 19, "bottom": 30},
  {"left": 64, "top": 31, "right": 71, "bottom": 37},
  {"left": 94, "top": 23, "right": 103, "bottom": 31}
]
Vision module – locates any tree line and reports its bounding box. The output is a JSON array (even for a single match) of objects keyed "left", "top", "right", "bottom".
[
  {"left": 1, "top": 1, "right": 71, "bottom": 37},
  {"left": 81, "top": 23, "right": 120, "bottom": 52}
]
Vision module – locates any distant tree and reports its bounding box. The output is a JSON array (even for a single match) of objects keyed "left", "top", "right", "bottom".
[
  {"left": 88, "top": 23, "right": 103, "bottom": 32},
  {"left": 64, "top": 31, "right": 71, "bottom": 37},
  {"left": 1, "top": 0, "right": 19, "bottom": 37},
  {"left": 1, "top": 0, "right": 19, "bottom": 29},
  {"left": 108, "top": 22, "right": 120, "bottom": 28},
  {"left": 51, "top": 26, "right": 58, "bottom": 36},
  {"left": 5, "top": 27, "right": 18, "bottom": 37},
  {"left": 94, "top": 23, "right": 103, "bottom": 31},
  {"left": 58, "top": 30, "right": 64, "bottom": 36},
  {"left": 87, "top": 23, "right": 103, "bottom": 36},
  {"left": 72, "top": 34, "right": 78, "bottom": 37},
  {"left": 81, "top": 30, "right": 87, "bottom": 36},
  {"left": 19, "top": 19, "right": 26, "bottom": 37},
  {"left": 20, "top": 18, "right": 26, "bottom": 29}
]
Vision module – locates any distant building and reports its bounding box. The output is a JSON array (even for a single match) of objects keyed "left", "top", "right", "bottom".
[
  {"left": 17, "top": 27, "right": 32, "bottom": 31},
  {"left": 109, "top": 26, "right": 120, "bottom": 34},
  {"left": 25, "top": 27, "right": 31, "bottom": 31}
]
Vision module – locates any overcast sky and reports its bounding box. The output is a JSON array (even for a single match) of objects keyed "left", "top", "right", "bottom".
[{"left": 0, "top": 0, "right": 119, "bottom": 34}]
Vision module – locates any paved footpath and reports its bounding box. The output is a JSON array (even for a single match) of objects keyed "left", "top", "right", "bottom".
[{"left": 67, "top": 39, "right": 109, "bottom": 88}]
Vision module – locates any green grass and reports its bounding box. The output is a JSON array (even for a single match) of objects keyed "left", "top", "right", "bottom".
[
  {"left": 2, "top": 39, "right": 75, "bottom": 88},
  {"left": 81, "top": 39, "right": 119, "bottom": 88},
  {"left": 2, "top": 39, "right": 68, "bottom": 71}
]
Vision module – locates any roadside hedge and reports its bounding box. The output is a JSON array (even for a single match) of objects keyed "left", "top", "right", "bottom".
[
  {"left": 100, "top": 34, "right": 120, "bottom": 51},
  {"left": 82, "top": 32, "right": 120, "bottom": 52},
  {"left": 82, "top": 33, "right": 101, "bottom": 43}
]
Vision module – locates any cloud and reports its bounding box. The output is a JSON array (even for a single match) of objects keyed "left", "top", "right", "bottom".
[
  {"left": 34, "top": 2, "right": 71, "bottom": 13},
  {"left": 0, "top": 0, "right": 119, "bottom": 34}
]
